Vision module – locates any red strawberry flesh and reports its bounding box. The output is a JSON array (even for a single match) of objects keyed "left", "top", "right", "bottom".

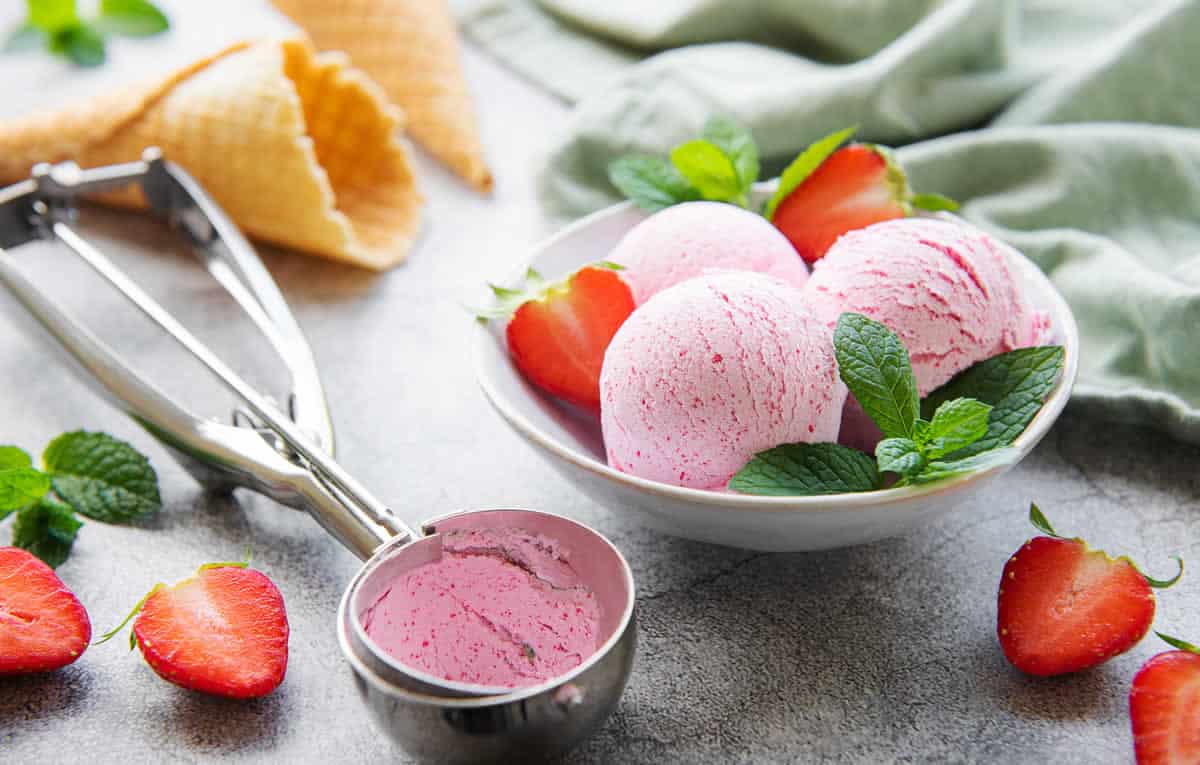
[
  {"left": 997, "top": 536, "right": 1154, "bottom": 677},
  {"left": 133, "top": 565, "right": 289, "bottom": 699},
  {"left": 772, "top": 144, "right": 907, "bottom": 263},
  {"left": 0, "top": 547, "right": 91, "bottom": 675},
  {"left": 1131, "top": 650, "right": 1200, "bottom": 765},
  {"left": 506, "top": 266, "right": 635, "bottom": 411}
]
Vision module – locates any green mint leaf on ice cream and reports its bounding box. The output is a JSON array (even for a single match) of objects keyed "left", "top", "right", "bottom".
[
  {"left": 730, "top": 442, "right": 880, "bottom": 496},
  {"left": 833, "top": 313, "right": 920, "bottom": 441},
  {"left": 608, "top": 156, "right": 701, "bottom": 212},
  {"left": 921, "top": 398, "right": 992, "bottom": 459},
  {"left": 874, "top": 438, "right": 925, "bottom": 478},
  {"left": 732, "top": 315, "right": 1057, "bottom": 496},
  {"left": 921, "top": 346, "right": 1065, "bottom": 458},
  {"left": 907, "top": 449, "right": 1019, "bottom": 485},
  {"left": 670, "top": 139, "right": 746, "bottom": 206},
  {"left": 701, "top": 115, "right": 759, "bottom": 195}
]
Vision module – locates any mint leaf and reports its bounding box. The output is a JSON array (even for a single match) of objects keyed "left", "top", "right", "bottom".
[
  {"left": 608, "top": 155, "right": 700, "bottom": 213},
  {"left": 27, "top": 0, "right": 78, "bottom": 32},
  {"left": 50, "top": 23, "right": 104, "bottom": 66},
  {"left": 921, "top": 346, "right": 1064, "bottom": 458},
  {"left": 702, "top": 115, "right": 758, "bottom": 194},
  {"left": 44, "top": 431, "right": 160, "bottom": 523},
  {"left": 0, "top": 445, "right": 33, "bottom": 470},
  {"left": 730, "top": 442, "right": 880, "bottom": 496},
  {"left": 922, "top": 398, "right": 991, "bottom": 459},
  {"left": 0, "top": 445, "right": 50, "bottom": 515},
  {"left": 875, "top": 438, "right": 925, "bottom": 477},
  {"left": 764, "top": 125, "right": 857, "bottom": 219},
  {"left": 908, "top": 448, "right": 1018, "bottom": 485},
  {"left": 834, "top": 313, "right": 919, "bottom": 440},
  {"left": 12, "top": 496, "right": 81, "bottom": 568},
  {"left": 670, "top": 139, "right": 744, "bottom": 205},
  {"left": 96, "top": 0, "right": 168, "bottom": 37},
  {"left": 910, "top": 193, "right": 959, "bottom": 212}
]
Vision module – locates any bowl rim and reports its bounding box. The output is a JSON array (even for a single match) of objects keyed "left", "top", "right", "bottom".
[{"left": 474, "top": 199, "right": 1080, "bottom": 513}]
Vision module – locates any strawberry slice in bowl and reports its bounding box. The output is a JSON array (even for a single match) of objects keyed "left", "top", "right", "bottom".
[
  {"left": 764, "top": 126, "right": 958, "bottom": 263},
  {"left": 0, "top": 547, "right": 91, "bottom": 675},
  {"left": 100, "top": 558, "right": 289, "bottom": 699},
  {"left": 478, "top": 264, "right": 635, "bottom": 413}
]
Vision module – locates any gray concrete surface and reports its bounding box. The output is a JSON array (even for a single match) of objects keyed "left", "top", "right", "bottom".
[{"left": 2, "top": 8, "right": 1199, "bottom": 763}]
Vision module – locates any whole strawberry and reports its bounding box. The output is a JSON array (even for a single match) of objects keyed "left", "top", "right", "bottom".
[
  {"left": 1130, "top": 633, "right": 1200, "bottom": 765},
  {"left": 101, "top": 558, "right": 289, "bottom": 698},
  {"left": 480, "top": 264, "right": 635, "bottom": 412},
  {"left": 0, "top": 547, "right": 91, "bottom": 675},
  {"left": 764, "top": 127, "right": 957, "bottom": 263},
  {"left": 996, "top": 504, "right": 1182, "bottom": 677}
]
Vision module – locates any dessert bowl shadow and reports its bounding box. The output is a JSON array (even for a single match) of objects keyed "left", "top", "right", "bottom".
[{"left": 474, "top": 197, "right": 1079, "bottom": 552}]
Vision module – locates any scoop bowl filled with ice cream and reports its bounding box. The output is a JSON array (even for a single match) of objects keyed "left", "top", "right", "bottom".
[{"left": 474, "top": 191, "right": 1078, "bottom": 552}]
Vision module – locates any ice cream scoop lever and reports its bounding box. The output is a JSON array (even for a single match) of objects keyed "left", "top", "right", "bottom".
[{"left": 0, "top": 153, "right": 635, "bottom": 764}]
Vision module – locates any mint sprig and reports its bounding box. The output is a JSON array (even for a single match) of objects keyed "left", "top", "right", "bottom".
[
  {"left": 833, "top": 313, "right": 920, "bottom": 440},
  {"left": 921, "top": 346, "right": 1065, "bottom": 458},
  {"left": 730, "top": 442, "right": 879, "bottom": 496},
  {"left": 732, "top": 313, "right": 1061, "bottom": 496},
  {"left": 608, "top": 115, "right": 759, "bottom": 212},
  {"left": 5, "top": 0, "right": 169, "bottom": 68},
  {"left": 608, "top": 156, "right": 700, "bottom": 213},
  {"left": 0, "top": 430, "right": 162, "bottom": 567}
]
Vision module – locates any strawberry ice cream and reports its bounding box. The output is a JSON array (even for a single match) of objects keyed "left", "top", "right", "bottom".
[
  {"left": 610, "top": 201, "right": 808, "bottom": 305},
  {"left": 600, "top": 272, "right": 847, "bottom": 490},
  {"left": 804, "top": 218, "right": 1048, "bottom": 394},
  {"left": 361, "top": 528, "right": 599, "bottom": 689},
  {"left": 802, "top": 217, "right": 1049, "bottom": 449}
]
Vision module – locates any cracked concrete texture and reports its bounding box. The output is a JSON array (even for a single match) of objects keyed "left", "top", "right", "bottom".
[{"left": 2, "top": 15, "right": 1199, "bottom": 764}]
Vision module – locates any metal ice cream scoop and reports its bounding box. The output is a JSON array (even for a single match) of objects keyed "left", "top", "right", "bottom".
[{"left": 0, "top": 152, "right": 636, "bottom": 764}]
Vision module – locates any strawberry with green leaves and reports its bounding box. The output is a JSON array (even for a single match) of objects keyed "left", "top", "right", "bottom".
[
  {"left": 480, "top": 264, "right": 635, "bottom": 412},
  {"left": 997, "top": 505, "right": 1182, "bottom": 677},
  {"left": 608, "top": 118, "right": 958, "bottom": 264},
  {"left": 0, "top": 547, "right": 91, "bottom": 675},
  {"left": 1130, "top": 633, "right": 1200, "bottom": 765},
  {"left": 763, "top": 127, "right": 958, "bottom": 263},
  {"left": 101, "top": 558, "right": 289, "bottom": 699}
]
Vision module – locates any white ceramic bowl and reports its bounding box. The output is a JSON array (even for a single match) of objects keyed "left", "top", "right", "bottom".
[{"left": 474, "top": 200, "right": 1079, "bottom": 551}]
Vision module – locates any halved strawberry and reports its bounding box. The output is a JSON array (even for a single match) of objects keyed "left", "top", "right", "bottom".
[
  {"left": 101, "top": 560, "right": 289, "bottom": 699},
  {"left": 996, "top": 504, "right": 1182, "bottom": 677},
  {"left": 481, "top": 265, "right": 635, "bottom": 412},
  {"left": 0, "top": 547, "right": 91, "bottom": 675},
  {"left": 765, "top": 127, "right": 957, "bottom": 263},
  {"left": 1131, "top": 634, "right": 1200, "bottom": 765}
]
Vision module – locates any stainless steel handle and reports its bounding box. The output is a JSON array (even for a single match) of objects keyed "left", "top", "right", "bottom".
[{"left": 0, "top": 154, "right": 414, "bottom": 559}]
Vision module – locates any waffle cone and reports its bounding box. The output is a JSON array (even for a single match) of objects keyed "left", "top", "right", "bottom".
[
  {"left": 0, "top": 39, "right": 422, "bottom": 270},
  {"left": 272, "top": 0, "right": 493, "bottom": 192}
]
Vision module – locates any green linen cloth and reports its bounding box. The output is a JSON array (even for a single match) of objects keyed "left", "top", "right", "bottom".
[{"left": 458, "top": 0, "right": 1200, "bottom": 443}]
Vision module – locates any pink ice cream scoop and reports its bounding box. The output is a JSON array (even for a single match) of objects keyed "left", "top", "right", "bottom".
[
  {"left": 610, "top": 201, "right": 809, "bottom": 305},
  {"left": 600, "top": 271, "right": 847, "bottom": 490},
  {"left": 804, "top": 218, "right": 1048, "bottom": 394},
  {"left": 802, "top": 218, "right": 1050, "bottom": 449},
  {"left": 361, "top": 528, "right": 600, "bottom": 689}
]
